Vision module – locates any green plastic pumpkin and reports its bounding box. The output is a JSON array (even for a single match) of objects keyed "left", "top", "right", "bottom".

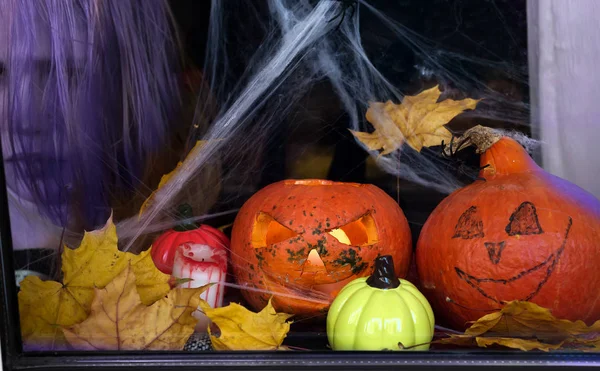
[{"left": 327, "top": 255, "right": 435, "bottom": 351}]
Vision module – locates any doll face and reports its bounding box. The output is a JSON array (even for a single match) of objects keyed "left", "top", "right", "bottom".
[{"left": 0, "top": 4, "right": 80, "bottom": 251}]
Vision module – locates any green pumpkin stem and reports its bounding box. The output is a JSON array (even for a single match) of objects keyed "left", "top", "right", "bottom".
[
  {"left": 366, "top": 255, "right": 400, "bottom": 289},
  {"left": 173, "top": 204, "right": 198, "bottom": 232}
]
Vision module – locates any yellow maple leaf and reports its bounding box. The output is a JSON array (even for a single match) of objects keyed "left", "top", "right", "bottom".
[
  {"left": 199, "top": 298, "right": 293, "bottom": 351},
  {"left": 62, "top": 264, "right": 207, "bottom": 351},
  {"left": 130, "top": 248, "right": 172, "bottom": 305},
  {"left": 350, "top": 85, "right": 479, "bottom": 154},
  {"left": 139, "top": 140, "right": 208, "bottom": 217},
  {"left": 61, "top": 215, "right": 171, "bottom": 306},
  {"left": 436, "top": 301, "right": 600, "bottom": 352},
  {"left": 18, "top": 277, "right": 88, "bottom": 351},
  {"left": 18, "top": 215, "right": 171, "bottom": 350}
]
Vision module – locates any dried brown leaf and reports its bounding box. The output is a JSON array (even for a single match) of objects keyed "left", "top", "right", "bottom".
[
  {"left": 351, "top": 85, "right": 479, "bottom": 154},
  {"left": 475, "top": 337, "right": 564, "bottom": 352},
  {"left": 436, "top": 301, "right": 600, "bottom": 352}
]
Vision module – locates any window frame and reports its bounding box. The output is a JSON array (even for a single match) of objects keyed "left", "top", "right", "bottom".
[{"left": 1, "top": 0, "right": 600, "bottom": 368}]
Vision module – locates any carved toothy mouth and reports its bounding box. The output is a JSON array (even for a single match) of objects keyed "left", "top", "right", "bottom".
[{"left": 454, "top": 217, "right": 572, "bottom": 304}]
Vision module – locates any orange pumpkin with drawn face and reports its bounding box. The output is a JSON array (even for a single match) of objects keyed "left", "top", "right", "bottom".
[
  {"left": 230, "top": 179, "right": 413, "bottom": 318},
  {"left": 416, "top": 127, "right": 600, "bottom": 330}
]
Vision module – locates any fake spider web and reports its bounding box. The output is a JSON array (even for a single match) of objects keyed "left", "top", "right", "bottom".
[
  {"left": 111, "top": 0, "right": 535, "bottom": 324},
  {"left": 12, "top": 0, "right": 536, "bottom": 330}
]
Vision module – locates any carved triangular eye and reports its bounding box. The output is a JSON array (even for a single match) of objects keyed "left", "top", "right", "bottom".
[
  {"left": 505, "top": 202, "right": 543, "bottom": 236},
  {"left": 251, "top": 212, "right": 298, "bottom": 248},
  {"left": 328, "top": 212, "right": 379, "bottom": 246},
  {"left": 453, "top": 206, "right": 484, "bottom": 239}
]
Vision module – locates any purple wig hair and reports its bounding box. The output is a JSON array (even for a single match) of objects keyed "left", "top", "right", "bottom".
[{"left": 4, "top": 0, "right": 183, "bottom": 231}]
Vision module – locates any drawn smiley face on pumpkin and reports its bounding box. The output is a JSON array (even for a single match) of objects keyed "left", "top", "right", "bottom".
[
  {"left": 230, "top": 179, "right": 413, "bottom": 317},
  {"left": 452, "top": 201, "right": 573, "bottom": 304}
]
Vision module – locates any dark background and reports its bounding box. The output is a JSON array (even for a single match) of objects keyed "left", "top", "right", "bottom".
[{"left": 170, "top": 0, "right": 528, "bottom": 80}]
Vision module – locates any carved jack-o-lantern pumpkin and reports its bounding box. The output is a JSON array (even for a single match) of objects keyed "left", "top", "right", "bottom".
[
  {"left": 230, "top": 179, "right": 412, "bottom": 318},
  {"left": 416, "top": 127, "right": 600, "bottom": 330}
]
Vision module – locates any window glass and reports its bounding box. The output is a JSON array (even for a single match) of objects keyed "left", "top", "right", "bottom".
[{"left": 6, "top": 0, "right": 596, "bottom": 362}]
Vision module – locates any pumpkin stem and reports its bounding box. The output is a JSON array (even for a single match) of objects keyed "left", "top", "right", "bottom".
[
  {"left": 173, "top": 203, "right": 199, "bottom": 231},
  {"left": 443, "top": 125, "right": 502, "bottom": 156},
  {"left": 366, "top": 255, "right": 400, "bottom": 289},
  {"left": 443, "top": 125, "right": 540, "bottom": 179}
]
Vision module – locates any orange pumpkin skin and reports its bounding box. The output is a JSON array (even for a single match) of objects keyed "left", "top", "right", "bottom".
[
  {"left": 416, "top": 136, "right": 600, "bottom": 330},
  {"left": 230, "top": 179, "right": 412, "bottom": 318}
]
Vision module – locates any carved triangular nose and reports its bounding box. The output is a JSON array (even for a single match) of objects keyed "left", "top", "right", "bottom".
[
  {"left": 301, "top": 249, "right": 325, "bottom": 274},
  {"left": 484, "top": 241, "right": 506, "bottom": 264}
]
